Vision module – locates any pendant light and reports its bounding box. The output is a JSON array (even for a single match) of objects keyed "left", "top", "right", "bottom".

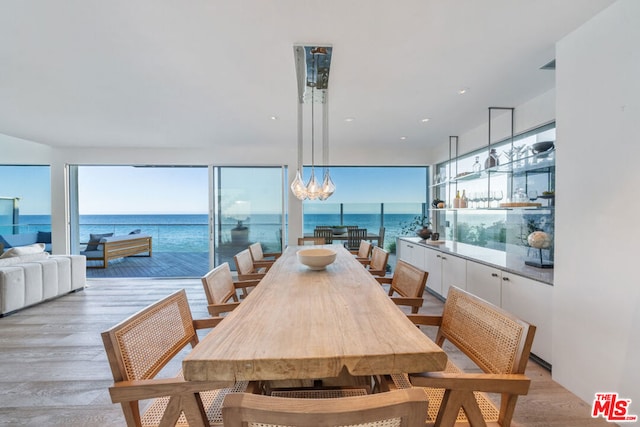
[{"left": 291, "top": 45, "right": 335, "bottom": 201}]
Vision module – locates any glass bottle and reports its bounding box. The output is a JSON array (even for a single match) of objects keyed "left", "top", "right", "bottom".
[
  {"left": 454, "top": 190, "right": 461, "bottom": 208},
  {"left": 484, "top": 148, "right": 499, "bottom": 169},
  {"left": 472, "top": 156, "right": 481, "bottom": 173},
  {"left": 461, "top": 189, "right": 468, "bottom": 208}
]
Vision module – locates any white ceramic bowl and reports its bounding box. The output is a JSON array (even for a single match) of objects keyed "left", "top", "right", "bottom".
[{"left": 297, "top": 248, "right": 337, "bottom": 270}]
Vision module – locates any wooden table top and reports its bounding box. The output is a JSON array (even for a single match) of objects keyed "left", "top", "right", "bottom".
[{"left": 183, "top": 245, "right": 447, "bottom": 382}]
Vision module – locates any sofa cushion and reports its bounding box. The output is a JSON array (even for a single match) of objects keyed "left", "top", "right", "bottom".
[
  {"left": 0, "top": 232, "right": 38, "bottom": 249},
  {"left": 0, "top": 243, "right": 46, "bottom": 259},
  {"left": 86, "top": 233, "right": 113, "bottom": 251},
  {"left": 37, "top": 231, "right": 52, "bottom": 244},
  {"left": 0, "top": 257, "right": 21, "bottom": 267}
]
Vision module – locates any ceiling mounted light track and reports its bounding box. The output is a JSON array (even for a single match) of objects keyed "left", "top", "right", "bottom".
[{"left": 290, "top": 45, "right": 335, "bottom": 201}]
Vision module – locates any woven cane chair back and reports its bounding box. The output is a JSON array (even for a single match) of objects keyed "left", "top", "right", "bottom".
[
  {"left": 103, "top": 289, "right": 196, "bottom": 382},
  {"left": 202, "top": 263, "right": 238, "bottom": 306},
  {"left": 234, "top": 249, "right": 257, "bottom": 275},
  {"left": 389, "top": 260, "right": 428, "bottom": 300},
  {"left": 222, "top": 388, "right": 428, "bottom": 427}
]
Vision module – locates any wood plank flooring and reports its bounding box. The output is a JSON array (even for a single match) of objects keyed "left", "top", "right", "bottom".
[{"left": 0, "top": 279, "right": 615, "bottom": 426}]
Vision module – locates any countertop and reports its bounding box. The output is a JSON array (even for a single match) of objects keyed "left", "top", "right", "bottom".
[{"left": 398, "top": 237, "right": 554, "bottom": 285}]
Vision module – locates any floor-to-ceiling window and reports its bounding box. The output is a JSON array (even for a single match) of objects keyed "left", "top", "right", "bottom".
[
  {"left": 0, "top": 165, "right": 51, "bottom": 236},
  {"left": 214, "top": 166, "right": 286, "bottom": 269},
  {"left": 70, "top": 165, "right": 210, "bottom": 276},
  {"left": 68, "top": 165, "right": 287, "bottom": 277},
  {"left": 302, "top": 166, "right": 429, "bottom": 254}
]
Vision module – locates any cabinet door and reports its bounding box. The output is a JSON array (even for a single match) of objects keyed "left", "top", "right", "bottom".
[
  {"left": 466, "top": 261, "right": 502, "bottom": 307},
  {"left": 441, "top": 253, "right": 466, "bottom": 298},
  {"left": 501, "top": 274, "right": 552, "bottom": 365},
  {"left": 398, "top": 240, "right": 424, "bottom": 269},
  {"left": 423, "top": 249, "right": 443, "bottom": 297}
]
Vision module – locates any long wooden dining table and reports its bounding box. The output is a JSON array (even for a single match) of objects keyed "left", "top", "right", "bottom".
[{"left": 182, "top": 244, "right": 447, "bottom": 384}]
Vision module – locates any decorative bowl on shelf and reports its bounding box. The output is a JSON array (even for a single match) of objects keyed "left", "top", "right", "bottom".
[
  {"left": 297, "top": 248, "right": 337, "bottom": 270},
  {"left": 531, "top": 141, "right": 554, "bottom": 154}
]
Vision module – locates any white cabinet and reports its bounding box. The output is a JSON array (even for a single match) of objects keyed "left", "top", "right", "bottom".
[
  {"left": 423, "top": 247, "right": 466, "bottom": 298},
  {"left": 466, "top": 261, "right": 502, "bottom": 307},
  {"left": 397, "top": 239, "right": 426, "bottom": 270},
  {"left": 424, "top": 249, "right": 443, "bottom": 296},
  {"left": 441, "top": 253, "right": 466, "bottom": 298},
  {"left": 501, "top": 273, "right": 553, "bottom": 364}
]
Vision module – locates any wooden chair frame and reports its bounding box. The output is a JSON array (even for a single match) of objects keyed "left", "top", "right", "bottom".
[
  {"left": 101, "top": 289, "right": 250, "bottom": 427},
  {"left": 387, "top": 286, "right": 536, "bottom": 427},
  {"left": 376, "top": 260, "right": 428, "bottom": 313},
  {"left": 234, "top": 249, "right": 267, "bottom": 281},
  {"left": 222, "top": 388, "right": 428, "bottom": 427},
  {"left": 248, "top": 242, "right": 281, "bottom": 265},
  {"left": 201, "top": 263, "right": 261, "bottom": 316},
  {"left": 365, "top": 246, "right": 389, "bottom": 277}
]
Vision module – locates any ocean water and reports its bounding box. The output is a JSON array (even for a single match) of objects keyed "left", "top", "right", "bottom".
[{"left": 12, "top": 213, "right": 424, "bottom": 253}]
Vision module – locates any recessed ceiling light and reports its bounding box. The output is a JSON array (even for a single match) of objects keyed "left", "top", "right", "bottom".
[
  {"left": 344, "top": 117, "right": 355, "bottom": 122},
  {"left": 458, "top": 87, "right": 469, "bottom": 95},
  {"left": 420, "top": 118, "right": 430, "bottom": 123},
  {"left": 269, "top": 115, "right": 278, "bottom": 120},
  {"left": 400, "top": 136, "right": 407, "bottom": 141}
]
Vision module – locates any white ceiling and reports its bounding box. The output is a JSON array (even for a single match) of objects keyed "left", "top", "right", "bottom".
[{"left": 0, "top": 0, "right": 614, "bottom": 155}]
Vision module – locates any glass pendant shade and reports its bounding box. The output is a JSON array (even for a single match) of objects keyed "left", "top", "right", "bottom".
[
  {"left": 305, "top": 168, "right": 321, "bottom": 200},
  {"left": 319, "top": 169, "right": 335, "bottom": 200},
  {"left": 290, "top": 169, "right": 308, "bottom": 200}
]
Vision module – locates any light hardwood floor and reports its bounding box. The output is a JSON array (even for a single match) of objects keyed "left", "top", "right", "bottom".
[{"left": 0, "top": 279, "right": 614, "bottom": 426}]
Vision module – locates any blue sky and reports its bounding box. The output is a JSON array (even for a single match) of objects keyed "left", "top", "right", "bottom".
[{"left": 2, "top": 165, "right": 428, "bottom": 215}]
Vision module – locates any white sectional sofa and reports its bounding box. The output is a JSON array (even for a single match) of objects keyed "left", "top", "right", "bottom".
[{"left": 0, "top": 247, "right": 86, "bottom": 316}]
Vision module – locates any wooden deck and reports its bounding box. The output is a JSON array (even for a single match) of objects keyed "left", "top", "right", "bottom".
[
  {"left": 0, "top": 278, "right": 613, "bottom": 427},
  {"left": 85, "top": 250, "right": 398, "bottom": 279},
  {"left": 85, "top": 252, "right": 211, "bottom": 278}
]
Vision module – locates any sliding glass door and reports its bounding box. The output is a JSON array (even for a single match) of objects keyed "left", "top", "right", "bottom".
[{"left": 213, "top": 167, "right": 286, "bottom": 269}]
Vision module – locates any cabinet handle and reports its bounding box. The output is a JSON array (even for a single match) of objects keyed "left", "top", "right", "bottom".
[
  {"left": 407, "top": 244, "right": 413, "bottom": 248},
  {"left": 491, "top": 273, "right": 499, "bottom": 277},
  {"left": 502, "top": 277, "right": 510, "bottom": 281},
  {"left": 441, "top": 256, "right": 447, "bottom": 260},
  {"left": 436, "top": 254, "right": 441, "bottom": 258}
]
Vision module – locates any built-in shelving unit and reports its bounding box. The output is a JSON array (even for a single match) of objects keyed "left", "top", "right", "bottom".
[{"left": 430, "top": 110, "right": 555, "bottom": 268}]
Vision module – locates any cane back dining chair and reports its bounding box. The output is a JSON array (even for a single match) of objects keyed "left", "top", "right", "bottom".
[
  {"left": 234, "top": 249, "right": 268, "bottom": 281},
  {"left": 387, "top": 286, "right": 536, "bottom": 427},
  {"left": 201, "top": 263, "right": 261, "bottom": 316},
  {"left": 221, "top": 388, "right": 428, "bottom": 427},
  {"left": 364, "top": 246, "right": 389, "bottom": 277},
  {"left": 351, "top": 239, "right": 373, "bottom": 261},
  {"left": 376, "top": 260, "right": 428, "bottom": 314},
  {"left": 248, "top": 242, "right": 281, "bottom": 265},
  {"left": 101, "top": 289, "right": 251, "bottom": 427}
]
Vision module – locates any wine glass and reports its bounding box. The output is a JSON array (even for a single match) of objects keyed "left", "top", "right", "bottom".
[
  {"left": 528, "top": 190, "right": 538, "bottom": 202},
  {"left": 493, "top": 190, "right": 504, "bottom": 207}
]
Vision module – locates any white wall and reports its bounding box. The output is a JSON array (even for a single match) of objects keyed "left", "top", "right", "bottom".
[{"left": 554, "top": 0, "right": 640, "bottom": 404}]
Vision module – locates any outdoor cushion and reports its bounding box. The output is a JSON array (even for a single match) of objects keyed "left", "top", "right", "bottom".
[
  {"left": 37, "top": 231, "right": 52, "bottom": 244},
  {"left": 86, "top": 233, "right": 114, "bottom": 251},
  {"left": 0, "top": 232, "right": 38, "bottom": 248}
]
